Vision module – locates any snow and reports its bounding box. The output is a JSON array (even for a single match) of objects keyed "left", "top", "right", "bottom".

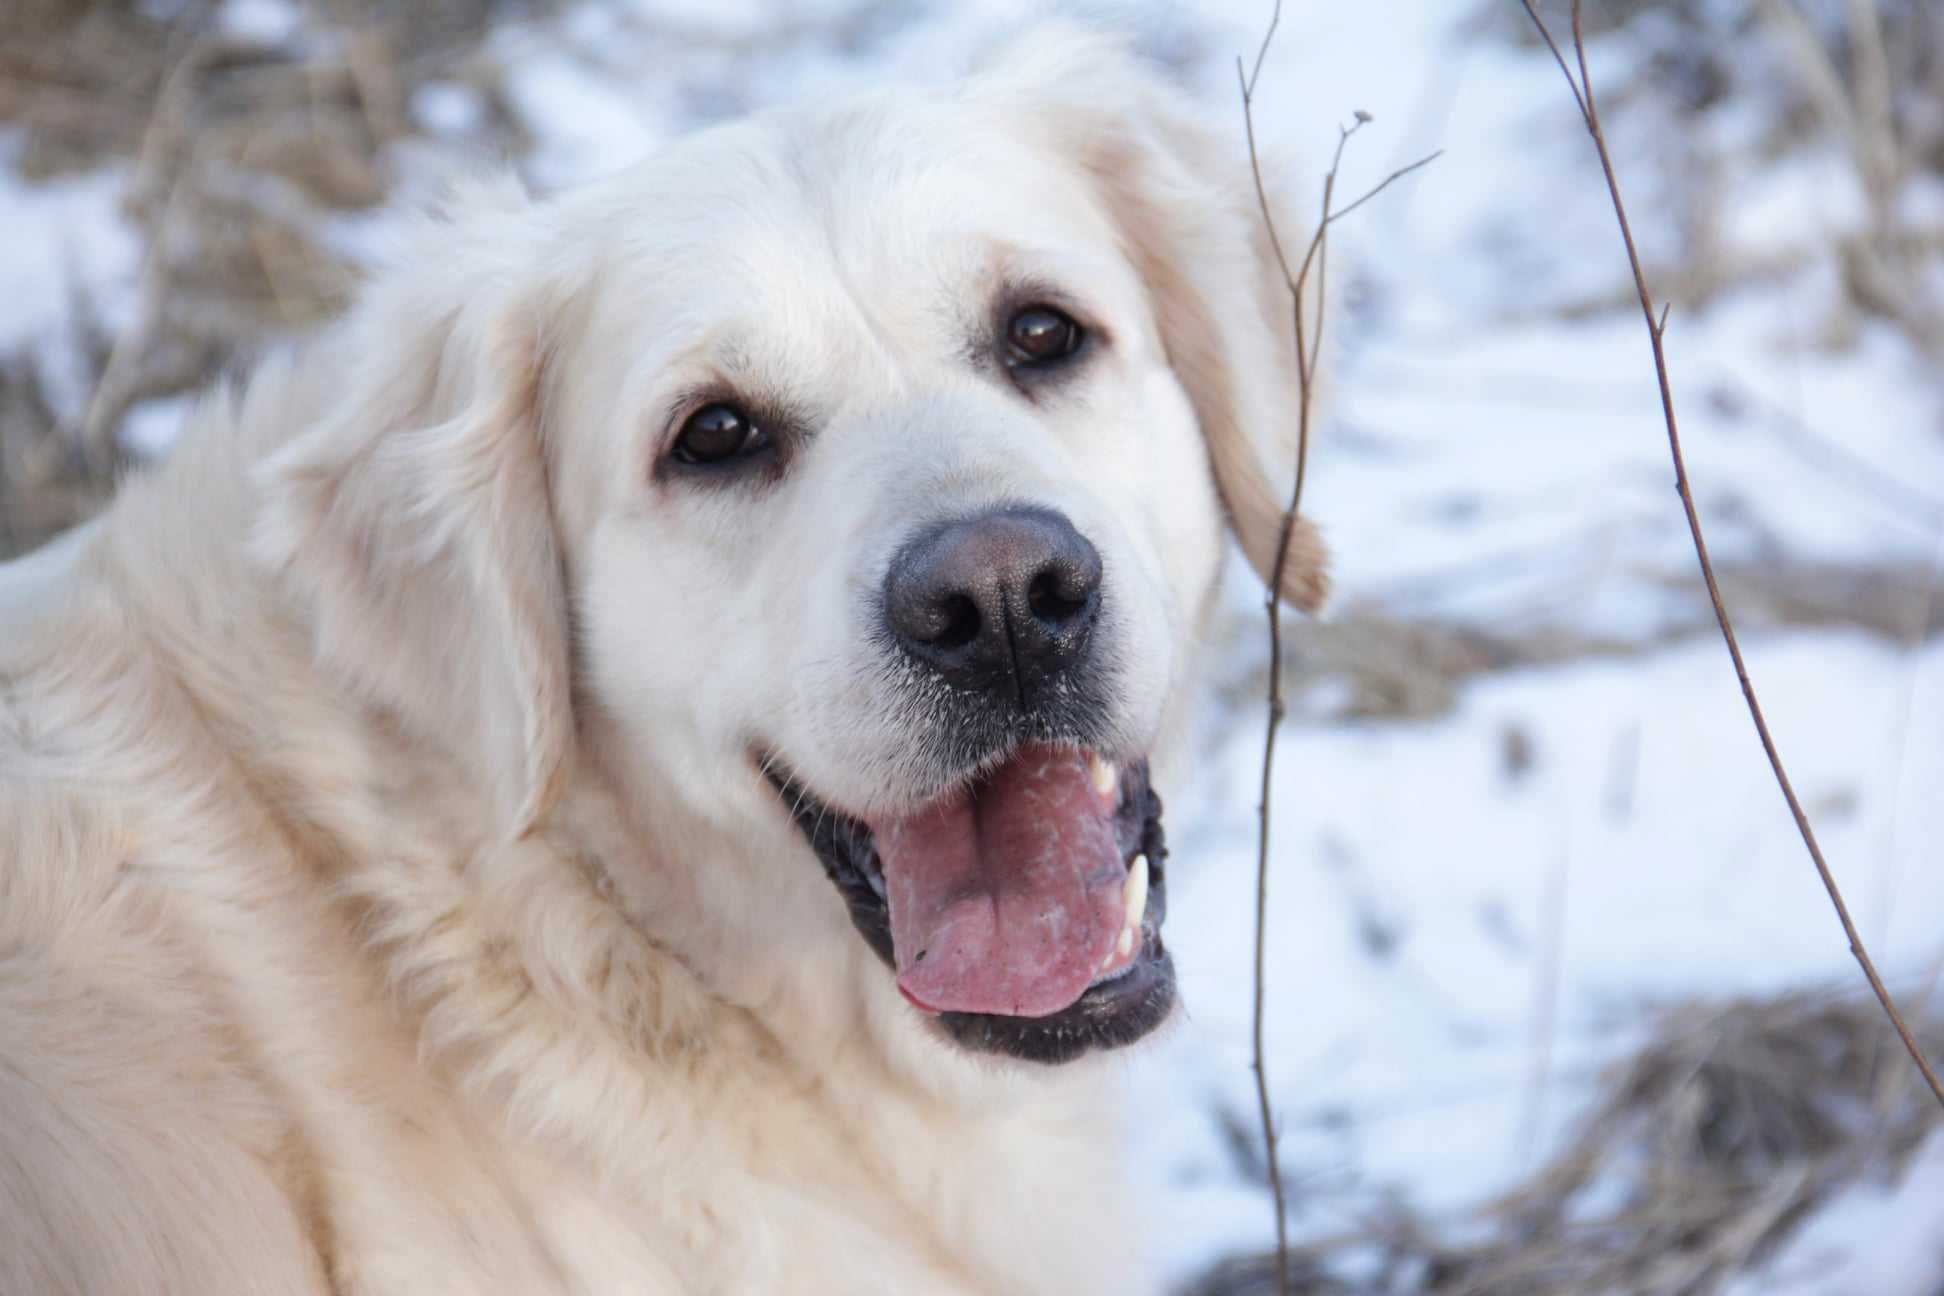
[
  {"left": 0, "top": 139, "right": 141, "bottom": 371},
  {"left": 1726, "top": 1128, "right": 1944, "bottom": 1294},
  {"left": 120, "top": 395, "right": 194, "bottom": 460},
  {"left": 218, "top": 0, "right": 301, "bottom": 47},
  {"left": 411, "top": 83, "right": 491, "bottom": 140},
  {"left": 6, "top": 0, "right": 1942, "bottom": 1287},
  {"left": 1141, "top": 627, "right": 1944, "bottom": 1281}
]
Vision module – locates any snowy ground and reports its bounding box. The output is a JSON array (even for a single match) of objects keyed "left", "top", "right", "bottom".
[{"left": 7, "top": 0, "right": 1943, "bottom": 1289}]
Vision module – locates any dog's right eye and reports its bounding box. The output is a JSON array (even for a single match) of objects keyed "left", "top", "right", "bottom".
[
  {"left": 1005, "top": 306, "right": 1084, "bottom": 369},
  {"left": 672, "top": 403, "right": 768, "bottom": 466}
]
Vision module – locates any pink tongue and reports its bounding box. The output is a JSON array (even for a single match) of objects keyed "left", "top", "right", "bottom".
[{"left": 868, "top": 745, "right": 1126, "bottom": 1018}]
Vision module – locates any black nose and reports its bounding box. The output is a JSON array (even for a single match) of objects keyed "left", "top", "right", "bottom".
[{"left": 883, "top": 507, "right": 1104, "bottom": 707}]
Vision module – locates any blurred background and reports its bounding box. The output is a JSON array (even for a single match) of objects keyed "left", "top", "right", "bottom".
[{"left": 3, "top": 0, "right": 1941, "bottom": 1290}]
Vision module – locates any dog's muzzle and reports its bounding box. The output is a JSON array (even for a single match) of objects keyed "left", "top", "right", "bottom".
[{"left": 753, "top": 505, "right": 1177, "bottom": 1064}]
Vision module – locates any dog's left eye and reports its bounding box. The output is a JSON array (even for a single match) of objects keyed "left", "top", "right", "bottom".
[
  {"left": 672, "top": 403, "right": 769, "bottom": 466},
  {"left": 1005, "top": 306, "right": 1084, "bottom": 368}
]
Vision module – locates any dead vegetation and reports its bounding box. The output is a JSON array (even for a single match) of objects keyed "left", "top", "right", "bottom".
[
  {"left": 1215, "top": 555, "right": 1944, "bottom": 728},
  {"left": 1518, "top": 0, "right": 1944, "bottom": 1111},
  {"left": 0, "top": 0, "right": 534, "bottom": 558},
  {"left": 1222, "top": 0, "right": 1944, "bottom": 730},
  {"left": 1189, "top": 990, "right": 1944, "bottom": 1296},
  {"left": 1489, "top": 0, "right": 1944, "bottom": 357}
]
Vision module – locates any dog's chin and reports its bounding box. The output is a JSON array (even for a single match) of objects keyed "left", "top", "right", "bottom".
[{"left": 763, "top": 744, "right": 1173, "bottom": 1067}]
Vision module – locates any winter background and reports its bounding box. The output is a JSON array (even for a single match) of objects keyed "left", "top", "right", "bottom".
[{"left": 3, "top": 1, "right": 1942, "bottom": 1291}]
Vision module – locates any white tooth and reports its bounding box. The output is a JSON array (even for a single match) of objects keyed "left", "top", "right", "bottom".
[
  {"left": 1123, "top": 853, "right": 1149, "bottom": 934},
  {"left": 1116, "top": 924, "right": 1135, "bottom": 960},
  {"left": 1089, "top": 753, "right": 1119, "bottom": 799}
]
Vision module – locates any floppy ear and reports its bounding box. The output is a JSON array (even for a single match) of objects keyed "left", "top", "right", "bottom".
[
  {"left": 970, "top": 25, "right": 1331, "bottom": 613},
  {"left": 251, "top": 179, "right": 577, "bottom": 839}
]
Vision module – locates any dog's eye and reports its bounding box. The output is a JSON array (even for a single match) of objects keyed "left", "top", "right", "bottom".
[
  {"left": 672, "top": 403, "right": 768, "bottom": 466},
  {"left": 1005, "top": 306, "right": 1084, "bottom": 368}
]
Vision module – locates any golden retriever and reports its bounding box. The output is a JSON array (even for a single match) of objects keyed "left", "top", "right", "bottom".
[{"left": 0, "top": 24, "right": 1325, "bottom": 1295}]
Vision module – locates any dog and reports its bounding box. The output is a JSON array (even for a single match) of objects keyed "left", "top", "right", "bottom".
[{"left": 0, "top": 24, "right": 1326, "bottom": 1295}]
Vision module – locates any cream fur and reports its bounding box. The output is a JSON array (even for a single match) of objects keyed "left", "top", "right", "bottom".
[{"left": 0, "top": 25, "right": 1324, "bottom": 1295}]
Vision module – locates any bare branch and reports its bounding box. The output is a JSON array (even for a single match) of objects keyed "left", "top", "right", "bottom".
[
  {"left": 1322, "top": 147, "right": 1444, "bottom": 229},
  {"left": 1236, "top": 49, "right": 1301, "bottom": 1295},
  {"left": 1520, "top": 0, "right": 1944, "bottom": 1112},
  {"left": 1243, "top": 0, "right": 1283, "bottom": 101},
  {"left": 1520, "top": 0, "right": 1590, "bottom": 123},
  {"left": 1238, "top": 20, "right": 1439, "bottom": 1295}
]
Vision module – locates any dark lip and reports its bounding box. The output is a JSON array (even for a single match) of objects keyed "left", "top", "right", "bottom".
[{"left": 763, "top": 751, "right": 1175, "bottom": 1066}]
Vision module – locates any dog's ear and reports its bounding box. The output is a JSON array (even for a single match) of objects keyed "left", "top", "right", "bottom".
[
  {"left": 252, "top": 179, "right": 577, "bottom": 839},
  {"left": 969, "top": 25, "right": 1330, "bottom": 614}
]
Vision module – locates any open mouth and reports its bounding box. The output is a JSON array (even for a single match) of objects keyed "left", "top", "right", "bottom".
[{"left": 767, "top": 744, "right": 1174, "bottom": 1065}]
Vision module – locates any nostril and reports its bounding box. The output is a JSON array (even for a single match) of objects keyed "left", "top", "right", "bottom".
[
  {"left": 1027, "top": 565, "right": 1091, "bottom": 628},
  {"left": 932, "top": 593, "right": 981, "bottom": 650}
]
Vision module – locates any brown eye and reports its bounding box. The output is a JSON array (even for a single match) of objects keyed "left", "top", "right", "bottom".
[
  {"left": 672, "top": 403, "right": 767, "bottom": 466},
  {"left": 1005, "top": 306, "right": 1083, "bottom": 367}
]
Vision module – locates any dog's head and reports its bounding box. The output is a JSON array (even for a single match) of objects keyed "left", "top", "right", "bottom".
[{"left": 255, "top": 26, "right": 1326, "bottom": 1073}]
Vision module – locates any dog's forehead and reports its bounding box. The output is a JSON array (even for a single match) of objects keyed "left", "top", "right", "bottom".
[{"left": 589, "top": 93, "right": 1116, "bottom": 327}]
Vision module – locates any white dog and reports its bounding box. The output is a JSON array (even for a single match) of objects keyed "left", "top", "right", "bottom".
[{"left": 0, "top": 24, "right": 1325, "bottom": 1295}]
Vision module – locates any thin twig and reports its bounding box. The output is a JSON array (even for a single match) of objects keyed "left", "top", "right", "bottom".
[
  {"left": 1243, "top": 0, "right": 1283, "bottom": 102},
  {"left": 1237, "top": 55, "right": 1299, "bottom": 1296},
  {"left": 1237, "top": 22, "right": 1439, "bottom": 1293},
  {"left": 1320, "top": 147, "right": 1443, "bottom": 230},
  {"left": 1519, "top": 0, "right": 1944, "bottom": 1111}
]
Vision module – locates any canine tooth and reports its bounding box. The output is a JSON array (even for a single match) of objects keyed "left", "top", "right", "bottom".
[
  {"left": 1123, "top": 853, "right": 1149, "bottom": 933},
  {"left": 1089, "top": 753, "right": 1118, "bottom": 799},
  {"left": 1116, "top": 923, "right": 1135, "bottom": 960}
]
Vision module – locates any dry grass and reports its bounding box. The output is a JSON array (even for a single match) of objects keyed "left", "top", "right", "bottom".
[
  {"left": 0, "top": 0, "right": 535, "bottom": 558},
  {"left": 1490, "top": 0, "right": 1944, "bottom": 357},
  {"left": 1188, "top": 990, "right": 1944, "bottom": 1296},
  {"left": 1210, "top": 556, "right": 1944, "bottom": 728}
]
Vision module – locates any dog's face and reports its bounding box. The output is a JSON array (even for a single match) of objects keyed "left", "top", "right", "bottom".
[
  {"left": 256, "top": 28, "right": 1327, "bottom": 1075},
  {"left": 561, "top": 94, "right": 1226, "bottom": 1063}
]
